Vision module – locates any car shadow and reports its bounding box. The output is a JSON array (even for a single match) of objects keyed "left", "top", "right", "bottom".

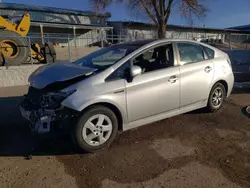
[
  {"left": 187, "top": 87, "right": 250, "bottom": 115},
  {"left": 1, "top": 94, "right": 250, "bottom": 188},
  {"left": 0, "top": 96, "right": 80, "bottom": 158},
  {"left": 185, "top": 108, "right": 209, "bottom": 115},
  {"left": 232, "top": 87, "right": 250, "bottom": 94},
  {"left": 0, "top": 92, "right": 245, "bottom": 157}
]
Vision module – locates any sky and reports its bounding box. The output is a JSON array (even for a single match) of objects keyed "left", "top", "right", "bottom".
[{"left": 3, "top": 0, "right": 250, "bottom": 28}]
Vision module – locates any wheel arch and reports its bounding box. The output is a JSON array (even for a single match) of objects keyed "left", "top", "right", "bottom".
[
  {"left": 213, "top": 80, "right": 228, "bottom": 96},
  {"left": 81, "top": 102, "right": 124, "bottom": 131}
]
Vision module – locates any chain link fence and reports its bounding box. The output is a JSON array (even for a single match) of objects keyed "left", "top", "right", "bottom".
[
  {"left": 0, "top": 34, "right": 123, "bottom": 66},
  {"left": 224, "top": 33, "right": 250, "bottom": 50},
  {"left": 115, "top": 29, "right": 250, "bottom": 51},
  {"left": 0, "top": 31, "right": 249, "bottom": 66}
]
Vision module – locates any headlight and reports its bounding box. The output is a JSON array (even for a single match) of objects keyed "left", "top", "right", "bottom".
[{"left": 41, "top": 90, "right": 76, "bottom": 109}]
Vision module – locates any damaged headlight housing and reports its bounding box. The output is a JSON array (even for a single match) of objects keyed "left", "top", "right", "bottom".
[{"left": 40, "top": 90, "right": 76, "bottom": 109}]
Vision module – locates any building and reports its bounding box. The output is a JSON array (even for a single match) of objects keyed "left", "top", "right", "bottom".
[
  {"left": 0, "top": 2, "right": 249, "bottom": 48},
  {"left": 0, "top": 2, "right": 113, "bottom": 46},
  {"left": 108, "top": 21, "right": 250, "bottom": 45},
  {"left": 224, "top": 25, "right": 250, "bottom": 46},
  {"left": 228, "top": 24, "right": 250, "bottom": 32}
]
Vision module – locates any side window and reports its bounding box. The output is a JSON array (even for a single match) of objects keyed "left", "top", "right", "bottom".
[
  {"left": 202, "top": 46, "right": 215, "bottom": 59},
  {"left": 106, "top": 62, "right": 130, "bottom": 81},
  {"left": 177, "top": 43, "right": 205, "bottom": 65},
  {"left": 133, "top": 43, "right": 174, "bottom": 73}
]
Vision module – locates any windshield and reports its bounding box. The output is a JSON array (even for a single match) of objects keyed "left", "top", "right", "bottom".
[{"left": 73, "top": 44, "right": 140, "bottom": 70}]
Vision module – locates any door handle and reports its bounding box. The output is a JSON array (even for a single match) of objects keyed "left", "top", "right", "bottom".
[
  {"left": 204, "top": 66, "right": 212, "bottom": 73},
  {"left": 114, "top": 89, "right": 124, "bottom": 94},
  {"left": 168, "top": 75, "right": 178, "bottom": 83}
]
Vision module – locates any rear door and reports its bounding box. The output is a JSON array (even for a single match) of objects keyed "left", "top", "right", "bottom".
[{"left": 176, "top": 42, "right": 215, "bottom": 108}]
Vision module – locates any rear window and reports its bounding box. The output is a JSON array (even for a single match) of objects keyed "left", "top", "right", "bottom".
[{"left": 202, "top": 46, "right": 215, "bottom": 59}]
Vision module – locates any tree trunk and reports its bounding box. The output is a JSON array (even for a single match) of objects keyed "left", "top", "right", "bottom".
[{"left": 157, "top": 23, "right": 166, "bottom": 39}]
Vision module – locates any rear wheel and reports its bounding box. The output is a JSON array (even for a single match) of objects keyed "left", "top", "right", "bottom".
[
  {"left": 206, "top": 83, "right": 226, "bottom": 112},
  {"left": 0, "top": 30, "right": 29, "bottom": 65},
  {"left": 73, "top": 106, "right": 118, "bottom": 152}
]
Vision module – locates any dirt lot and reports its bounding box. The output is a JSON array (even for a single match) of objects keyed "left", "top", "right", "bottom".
[{"left": 0, "top": 86, "right": 249, "bottom": 188}]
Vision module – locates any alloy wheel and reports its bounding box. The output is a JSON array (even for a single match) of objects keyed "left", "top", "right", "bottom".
[
  {"left": 212, "top": 87, "right": 223, "bottom": 108},
  {"left": 82, "top": 114, "right": 113, "bottom": 146}
]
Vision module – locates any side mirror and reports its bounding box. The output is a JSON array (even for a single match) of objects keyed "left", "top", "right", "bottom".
[{"left": 130, "top": 65, "right": 142, "bottom": 77}]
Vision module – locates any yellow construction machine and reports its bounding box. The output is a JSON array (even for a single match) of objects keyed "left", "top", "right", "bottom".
[{"left": 0, "top": 13, "right": 56, "bottom": 66}]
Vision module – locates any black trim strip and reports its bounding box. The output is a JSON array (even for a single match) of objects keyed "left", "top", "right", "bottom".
[{"left": 114, "top": 90, "right": 124, "bottom": 94}]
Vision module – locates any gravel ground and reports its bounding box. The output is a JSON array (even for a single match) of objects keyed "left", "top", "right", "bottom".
[{"left": 0, "top": 86, "right": 249, "bottom": 188}]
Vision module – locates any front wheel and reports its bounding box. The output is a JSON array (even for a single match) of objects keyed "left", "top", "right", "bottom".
[
  {"left": 206, "top": 83, "right": 226, "bottom": 112},
  {"left": 73, "top": 106, "right": 118, "bottom": 152}
]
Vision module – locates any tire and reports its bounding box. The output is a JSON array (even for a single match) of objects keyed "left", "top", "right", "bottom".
[
  {"left": 0, "top": 30, "right": 29, "bottom": 65},
  {"left": 0, "top": 53, "right": 4, "bottom": 66},
  {"left": 206, "top": 83, "right": 226, "bottom": 112},
  {"left": 42, "top": 42, "right": 56, "bottom": 64},
  {"left": 73, "top": 105, "right": 118, "bottom": 152}
]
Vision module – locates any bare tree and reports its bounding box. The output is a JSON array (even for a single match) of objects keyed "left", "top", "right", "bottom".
[{"left": 90, "top": 0, "right": 206, "bottom": 38}]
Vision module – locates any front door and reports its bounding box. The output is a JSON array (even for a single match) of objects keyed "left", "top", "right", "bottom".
[
  {"left": 125, "top": 43, "right": 180, "bottom": 122},
  {"left": 176, "top": 42, "right": 214, "bottom": 107}
]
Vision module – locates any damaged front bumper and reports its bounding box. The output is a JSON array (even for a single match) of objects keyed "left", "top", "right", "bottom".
[{"left": 19, "top": 94, "right": 78, "bottom": 135}]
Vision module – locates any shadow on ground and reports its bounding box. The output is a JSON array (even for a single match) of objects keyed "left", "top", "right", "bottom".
[
  {"left": 57, "top": 99, "right": 250, "bottom": 188},
  {"left": 232, "top": 87, "right": 250, "bottom": 94},
  {"left": 0, "top": 96, "right": 78, "bottom": 157}
]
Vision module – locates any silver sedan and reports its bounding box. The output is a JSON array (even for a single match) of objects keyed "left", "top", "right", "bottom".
[{"left": 20, "top": 39, "right": 234, "bottom": 152}]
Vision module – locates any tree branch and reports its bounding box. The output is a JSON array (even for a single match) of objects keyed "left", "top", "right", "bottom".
[
  {"left": 160, "top": 0, "right": 165, "bottom": 15},
  {"left": 138, "top": 0, "right": 158, "bottom": 24},
  {"left": 150, "top": 0, "right": 161, "bottom": 23},
  {"left": 183, "top": 0, "right": 204, "bottom": 14},
  {"left": 180, "top": 0, "right": 206, "bottom": 22},
  {"left": 164, "top": 0, "right": 174, "bottom": 23}
]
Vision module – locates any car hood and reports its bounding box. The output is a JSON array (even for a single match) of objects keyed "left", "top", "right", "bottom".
[{"left": 29, "top": 62, "right": 96, "bottom": 89}]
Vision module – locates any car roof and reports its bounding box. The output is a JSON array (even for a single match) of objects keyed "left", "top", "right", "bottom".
[
  {"left": 118, "top": 39, "right": 157, "bottom": 46},
  {"left": 113, "top": 39, "right": 225, "bottom": 57},
  {"left": 116, "top": 38, "right": 214, "bottom": 46}
]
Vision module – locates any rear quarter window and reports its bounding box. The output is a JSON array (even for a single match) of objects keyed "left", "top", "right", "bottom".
[
  {"left": 202, "top": 46, "right": 215, "bottom": 59},
  {"left": 177, "top": 43, "right": 205, "bottom": 65}
]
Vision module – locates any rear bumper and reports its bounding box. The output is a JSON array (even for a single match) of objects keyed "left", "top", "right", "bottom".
[{"left": 226, "top": 73, "right": 235, "bottom": 97}]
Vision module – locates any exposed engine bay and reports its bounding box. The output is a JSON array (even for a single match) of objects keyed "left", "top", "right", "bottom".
[
  {"left": 19, "top": 64, "right": 97, "bottom": 135},
  {"left": 19, "top": 85, "right": 79, "bottom": 135}
]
